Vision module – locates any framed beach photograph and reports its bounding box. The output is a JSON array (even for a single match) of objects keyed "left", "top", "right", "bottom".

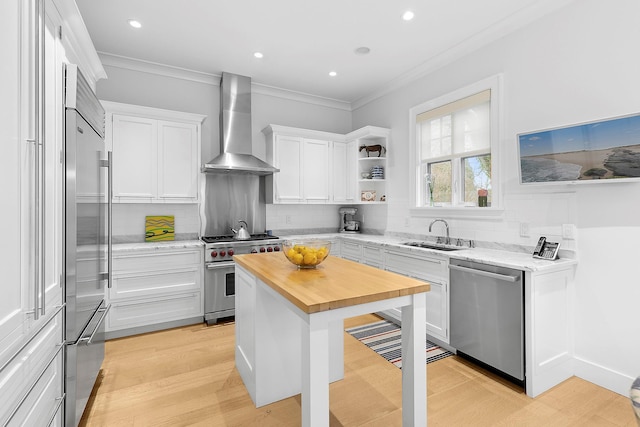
[{"left": 517, "top": 113, "right": 640, "bottom": 184}]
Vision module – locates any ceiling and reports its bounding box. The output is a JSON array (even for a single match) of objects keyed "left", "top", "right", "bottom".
[{"left": 75, "top": 0, "right": 571, "bottom": 105}]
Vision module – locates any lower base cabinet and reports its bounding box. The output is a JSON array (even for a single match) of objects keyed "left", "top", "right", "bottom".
[
  {"left": 337, "top": 241, "right": 450, "bottom": 344},
  {"left": 0, "top": 309, "right": 65, "bottom": 426},
  {"left": 384, "top": 249, "right": 449, "bottom": 344},
  {"left": 107, "top": 245, "right": 204, "bottom": 338}
]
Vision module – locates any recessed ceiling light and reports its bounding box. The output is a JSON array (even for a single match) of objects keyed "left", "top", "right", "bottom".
[
  {"left": 402, "top": 10, "right": 415, "bottom": 21},
  {"left": 128, "top": 19, "right": 142, "bottom": 28},
  {"left": 329, "top": 71, "right": 337, "bottom": 77},
  {"left": 254, "top": 52, "right": 264, "bottom": 59},
  {"left": 354, "top": 46, "right": 371, "bottom": 55}
]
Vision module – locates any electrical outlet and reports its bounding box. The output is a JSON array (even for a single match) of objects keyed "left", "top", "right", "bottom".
[
  {"left": 519, "top": 222, "right": 530, "bottom": 237},
  {"left": 562, "top": 223, "right": 576, "bottom": 240},
  {"left": 285, "top": 215, "right": 292, "bottom": 225}
]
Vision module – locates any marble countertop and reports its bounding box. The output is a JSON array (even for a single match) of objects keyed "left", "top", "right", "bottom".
[
  {"left": 112, "top": 239, "right": 203, "bottom": 253},
  {"left": 281, "top": 233, "right": 577, "bottom": 272},
  {"left": 110, "top": 233, "right": 577, "bottom": 272}
]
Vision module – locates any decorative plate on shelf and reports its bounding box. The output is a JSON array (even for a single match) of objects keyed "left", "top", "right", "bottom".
[{"left": 361, "top": 190, "right": 376, "bottom": 202}]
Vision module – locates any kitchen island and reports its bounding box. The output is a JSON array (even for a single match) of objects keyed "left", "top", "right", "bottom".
[{"left": 234, "top": 252, "right": 430, "bottom": 427}]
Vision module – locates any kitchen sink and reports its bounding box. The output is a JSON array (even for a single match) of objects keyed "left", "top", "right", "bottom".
[{"left": 400, "top": 241, "right": 464, "bottom": 251}]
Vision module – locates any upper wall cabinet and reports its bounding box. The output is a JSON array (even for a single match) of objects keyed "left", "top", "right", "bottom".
[
  {"left": 263, "top": 125, "right": 348, "bottom": 204},
  {"left": 263, "top": 125, "right": 387, "bottom": 205},
  {"left": 102, "top": 101, "right": 206, "bottom": 203}
]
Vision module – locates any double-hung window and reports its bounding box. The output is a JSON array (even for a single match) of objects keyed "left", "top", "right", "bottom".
[{"left": 410, "top": 75, "right": 500, "bottom": 209}]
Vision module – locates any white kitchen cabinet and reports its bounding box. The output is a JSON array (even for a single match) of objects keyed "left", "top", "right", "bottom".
[
  {"left": 263, "top": 125, "right": 353, "bottom": 204},
  {"left": 302, "top": 138, "right": 330, "bottom": 202},
  {"left": 385, "top": 249, "right": 449, "bottom": 343},
  {"left": 332, "top": 141, "right": 356, "bottom": 203},
  {"left": 339, "top": 240, "right": 362, "bottom": 262},
  {"left": 111, "top": 115, "right": 157, "bottom": 199},
  {"left": 103, "top": 101, "right": 205, "bottom": 204},
  {"left": 107, "top": 245, "right": 204, "bottom": 339},
  {"left": 270, "top": 134, "right": 303, "bottom": 202},
  {"left": 0, "top": 309, "right": 65, "bottom": 426},
  {"left": 362, "top": 243, "right": 385, "bottom": 269},
  {"left": 263, "top": 125, "right": 389, "bottom": 205},
  {"left": 346, "top": 126, "right": 390, "bottom": 204},
  {"left": 524, "top": 266, "right": 575, "bottom": 397}
]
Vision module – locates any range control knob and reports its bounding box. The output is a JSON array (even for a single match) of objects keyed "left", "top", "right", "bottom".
[
  {"left": 250, "top": 249, "right": 258, "bottom": 254},
  {"left": 259, "top": 247, "right": 266, "bottom": 253},
  {"left": 220, "top": 250, "right": 226, "bottom": 257},
  {"left": 273, "top": 246, "right": 280, "bottom": 252},
  {"left": 266, "top": 246, "right": 273, "bottom": 252},
  {"left": 210, "top": 251, "right": 218, "bottom": 258},
  {"left": 228, "top": 249, "right": 234, "bottom": 256}
]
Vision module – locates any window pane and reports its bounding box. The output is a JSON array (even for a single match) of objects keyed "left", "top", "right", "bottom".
[
  {"left": 463, "top": 155, "right": 491, "bottom": 206},
  {"left": 429, "top": 161, "right": 452, "bottom": 205}
]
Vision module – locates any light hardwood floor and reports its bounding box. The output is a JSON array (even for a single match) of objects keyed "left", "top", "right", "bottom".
[{"left": 80, "top": 315, "right": 636, "bottom": 426}]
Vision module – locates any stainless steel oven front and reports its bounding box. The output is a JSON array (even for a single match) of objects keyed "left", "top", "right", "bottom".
[{"left": 204, "top": 260, "right": 236, "bottom": 325}]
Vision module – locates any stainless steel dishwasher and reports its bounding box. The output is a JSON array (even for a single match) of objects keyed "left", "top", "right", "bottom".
[{"left": 449, "top": 259, "right": 524, "bottom": 385}]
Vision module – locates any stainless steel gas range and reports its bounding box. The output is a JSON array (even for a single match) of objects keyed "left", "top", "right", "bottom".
[{"left": 202, "top": 234, "right": 281, "bottom": 325}]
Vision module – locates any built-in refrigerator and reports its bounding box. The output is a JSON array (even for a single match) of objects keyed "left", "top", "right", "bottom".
[{"left": 63, "top": 63, "right": 111, "bottom": 427}]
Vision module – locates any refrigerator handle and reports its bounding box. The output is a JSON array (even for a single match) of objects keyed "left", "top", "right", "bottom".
[
  {"left": 79, "top": 304, "right": 111, "bottom": 345},
  {"left": 99, "top": 152, "right": 112, "bottom": 288}
]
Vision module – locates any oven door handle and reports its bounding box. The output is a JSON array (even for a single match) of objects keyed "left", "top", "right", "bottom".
[{"left": 206, "top": 261, "right": 236, "bottom": 270}]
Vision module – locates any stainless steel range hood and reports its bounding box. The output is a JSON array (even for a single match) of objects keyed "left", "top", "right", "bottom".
[{"left": 203, "top": 72, "right": 279, "bottom": 175}]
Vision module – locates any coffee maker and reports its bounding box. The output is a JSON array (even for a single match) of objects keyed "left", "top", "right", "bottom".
[{"left": 339, "top": 207, "right": 360, "bottom": 233}]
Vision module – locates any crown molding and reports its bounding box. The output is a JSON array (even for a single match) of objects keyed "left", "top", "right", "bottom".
[
  {"left": 98, "top": 52, "right": 351, "bottom": 111},
  {"left": 99, "top": 52, "right": 220, "bottom": 86},
  {"left": 52, "top": 0, "right": 107, "bottom": 87},
  {"left": 252, "top": 83, "right": 351, "bottom": 111},
  {"left": 351, "top": 0, "right": 576, "bottom": 110}
]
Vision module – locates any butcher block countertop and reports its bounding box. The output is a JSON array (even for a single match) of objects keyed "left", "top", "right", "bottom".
[{"left": 234, "top": 252, "right": 430, "bottom": 314}]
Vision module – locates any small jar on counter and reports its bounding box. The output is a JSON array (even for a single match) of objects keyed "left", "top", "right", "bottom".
[{"left": 478, "top": 189, "right": 488, "bottom": 207}]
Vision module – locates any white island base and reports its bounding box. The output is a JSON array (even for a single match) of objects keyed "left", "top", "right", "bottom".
[{"left": 234, "top": 256, "right": 429, "bottom": 427}]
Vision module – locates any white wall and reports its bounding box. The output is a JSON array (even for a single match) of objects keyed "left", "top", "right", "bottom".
[{"left": 353, "top": 0, "right": 640, "bottom": 395}]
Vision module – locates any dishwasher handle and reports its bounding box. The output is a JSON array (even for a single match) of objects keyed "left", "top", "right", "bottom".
[{"left": 449, "top": 264, "right": 519, "bottom": 282}]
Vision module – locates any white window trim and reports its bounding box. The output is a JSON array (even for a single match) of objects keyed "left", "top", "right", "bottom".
[{"left": 409, "top": 74, "right": 504, "bottom": 218}]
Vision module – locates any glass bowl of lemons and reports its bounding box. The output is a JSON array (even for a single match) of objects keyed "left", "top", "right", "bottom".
[{"left": 282, "top": 240, "right": 331, "bottom": 269}]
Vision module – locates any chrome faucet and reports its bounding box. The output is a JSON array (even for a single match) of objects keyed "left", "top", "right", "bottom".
[{"left": 429, "top": 219, "right": 450, "bottom": 245}]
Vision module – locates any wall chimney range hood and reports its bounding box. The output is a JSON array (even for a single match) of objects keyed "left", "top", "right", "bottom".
[{"left": 203, "top": 72, "right": 279, "bottom": 175}]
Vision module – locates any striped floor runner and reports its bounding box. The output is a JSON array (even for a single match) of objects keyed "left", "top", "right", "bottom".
[{"left": 346, "top": 320, "right": 453, "bottom": 368}]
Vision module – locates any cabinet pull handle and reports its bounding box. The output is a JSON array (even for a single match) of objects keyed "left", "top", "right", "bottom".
[
  {"left": 29, "top": 0, "right": 47, "bottom": 320},
  {"left": 38, "top": 0, "right": 46, "bottom": 317},
  {"left": 46, "top": 393, "right": 65, "bottom": 427},
  {"left": 31, "top": 0, "right": 42, "bottom": 321},
  {"left": 4, "top": 343, "right": 63, "bottom": 426}
]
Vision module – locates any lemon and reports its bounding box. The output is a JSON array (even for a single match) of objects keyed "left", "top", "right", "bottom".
[
  {"left": 292, "top": 253, "right": 304, "bottom": 265},
  {"left": 287, "top": 248, "right": 297, "bottom": 259},
  {"left": 303, "top": 252, "right": 317, "bottom": 265}
]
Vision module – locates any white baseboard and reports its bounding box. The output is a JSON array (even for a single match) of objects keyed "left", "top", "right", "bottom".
[
  {"left": 574, "top": 356, "right": 636, "bottom": 397},
  {"left": 105, "top": 316, "right": 203, "bottom": 340}
]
